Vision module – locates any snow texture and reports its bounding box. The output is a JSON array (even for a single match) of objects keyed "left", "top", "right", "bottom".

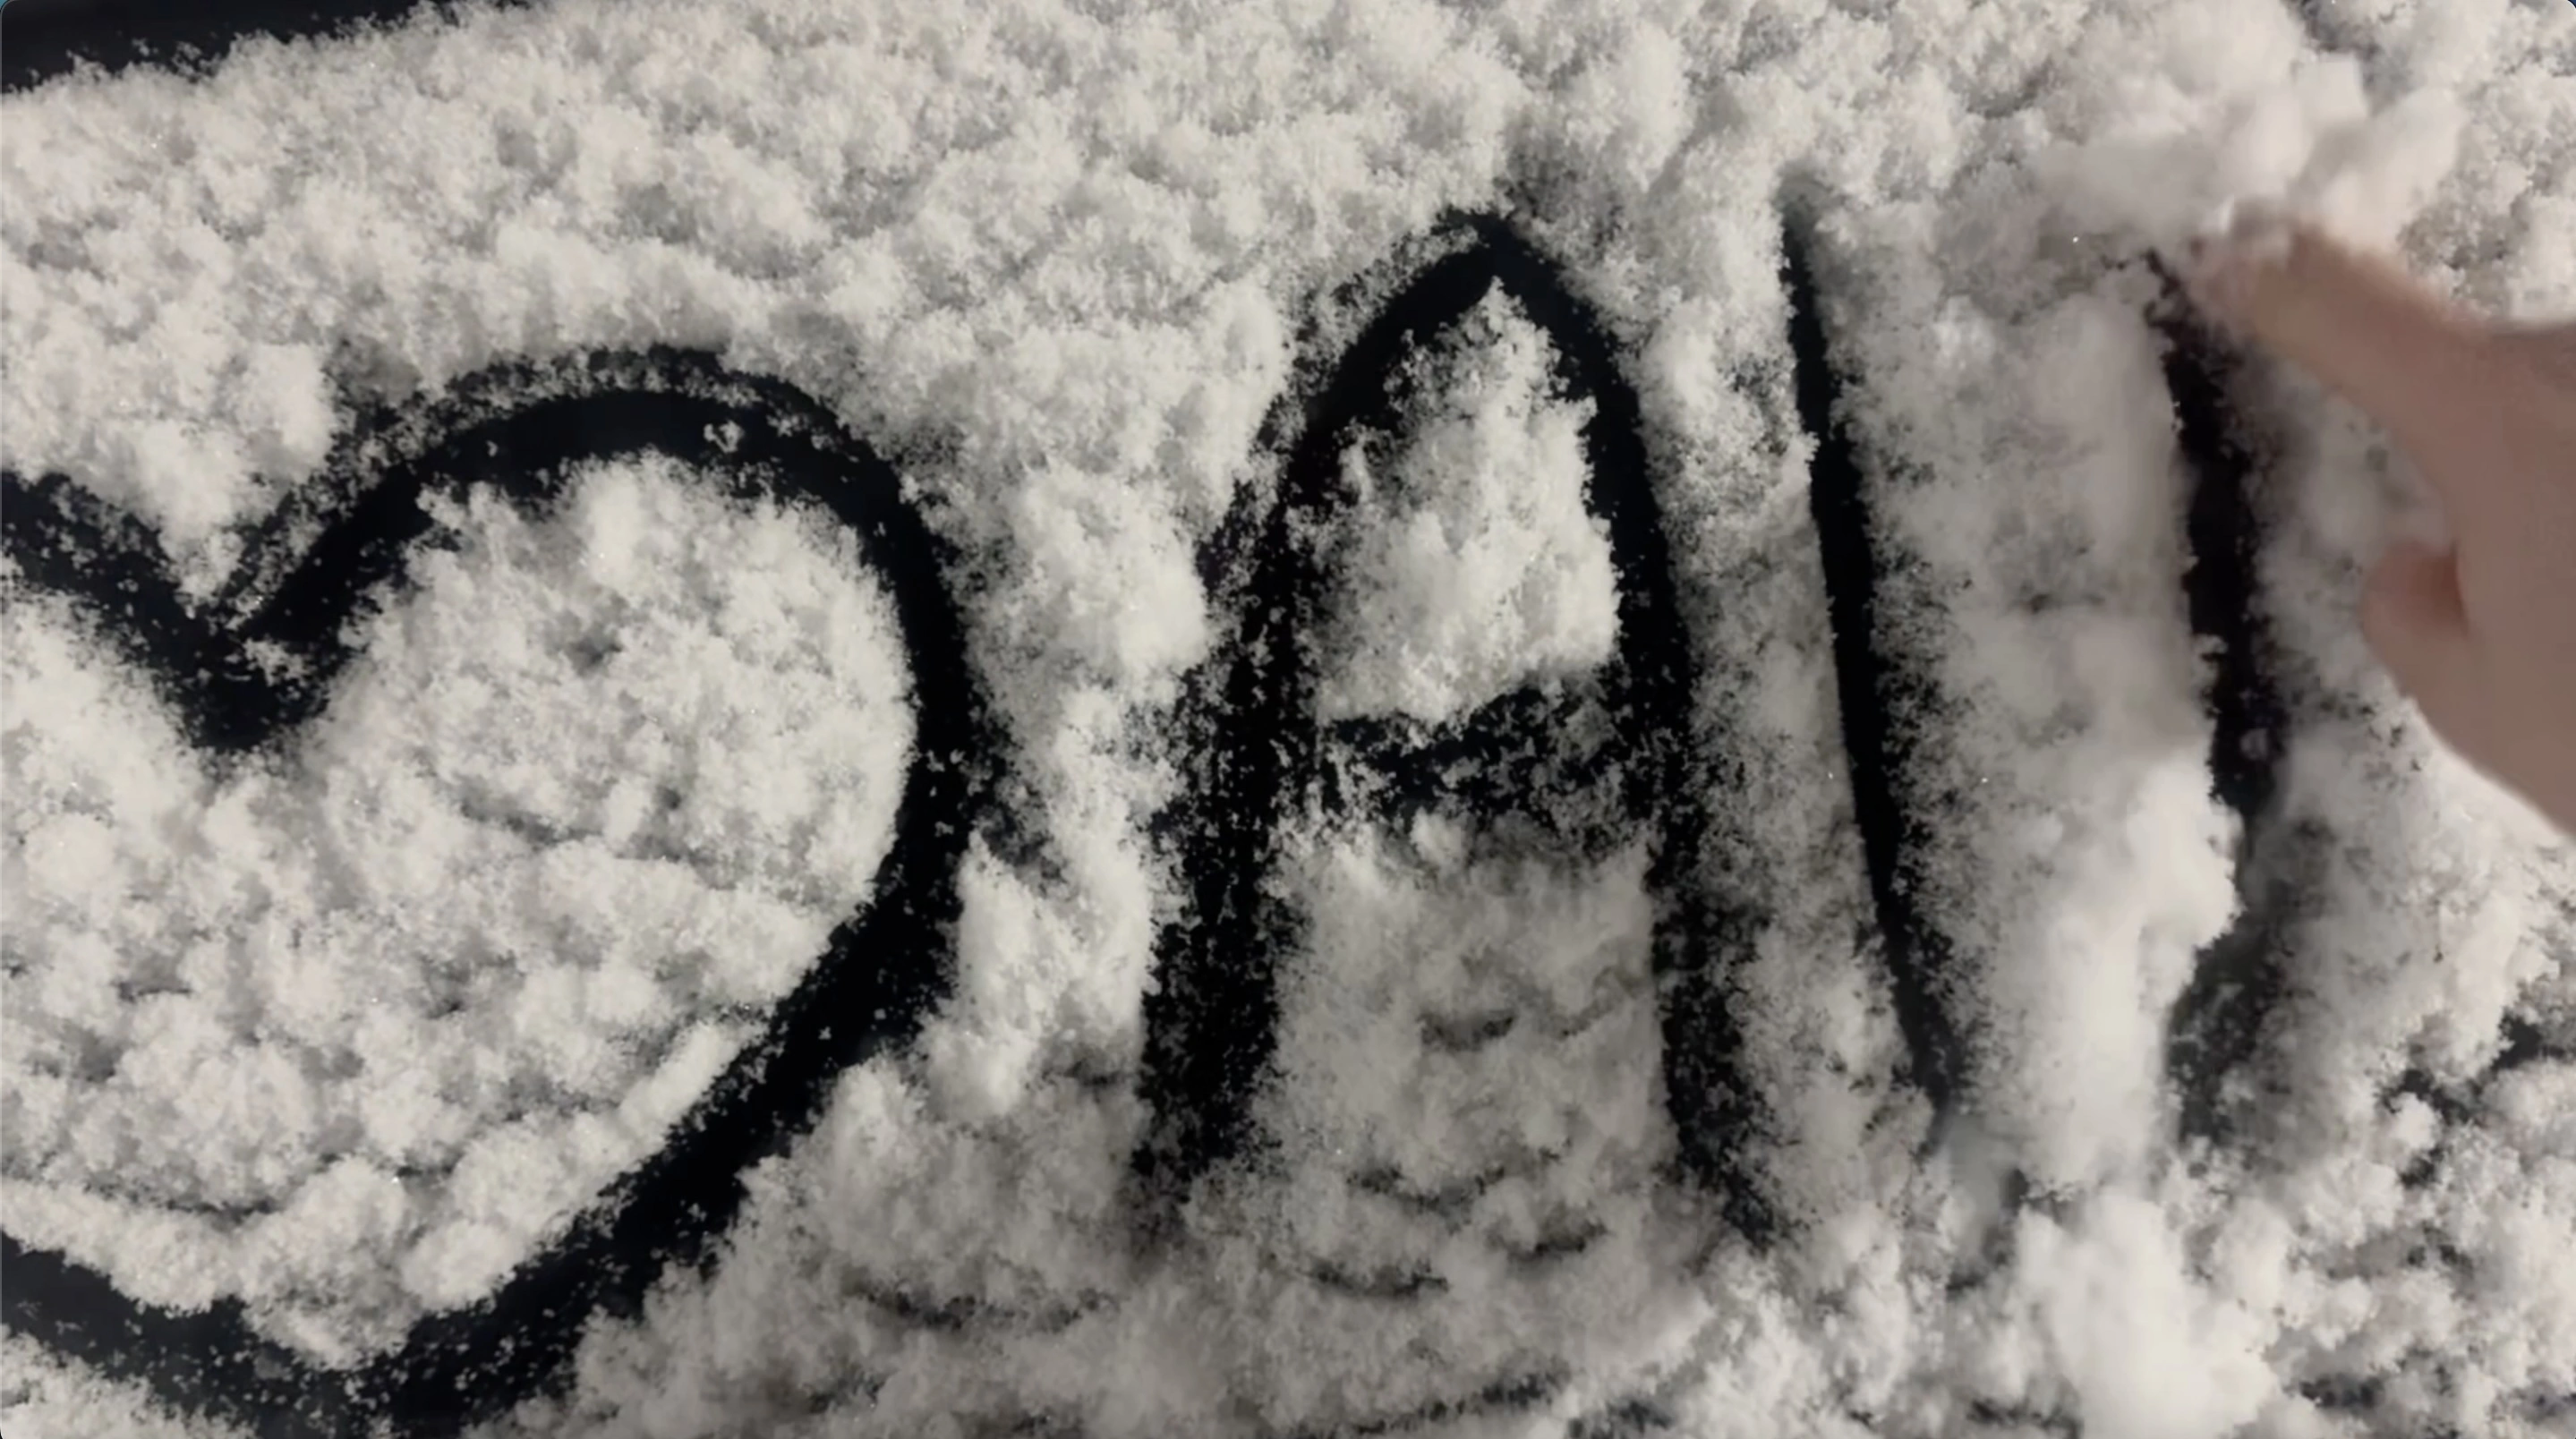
[{"left": 1, "top": 0, "right": 2571, "bottom": 1435}]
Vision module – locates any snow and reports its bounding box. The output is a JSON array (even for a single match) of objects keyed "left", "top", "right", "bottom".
[
  {"left": 1319, "top": 293, "right": 1621, "bottom": 723},
  {"left": 2, "top": 0, "right": 2571, "bottom": 1435},
  {"left": 4, "top": 456, "right": 912, "bottom": 1357}
]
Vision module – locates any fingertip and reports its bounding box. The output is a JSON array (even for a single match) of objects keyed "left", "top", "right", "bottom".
[
  {"left": 2179, "top": 197, "right": 2292, "bottom": 335},
  {"left": 2362, "top": 536, "right": 2459, "bottom": 634},
  {"left": 2198, "top": 221, "right": 2491, "bottom": 442},
  {"left": 2361, "top": 537, "right": 2480, "bottom": 734}
]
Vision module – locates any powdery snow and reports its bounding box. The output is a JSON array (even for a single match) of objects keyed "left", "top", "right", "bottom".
[{"left": 1, "top": 0, "right": 2570, "bottom": 1435}]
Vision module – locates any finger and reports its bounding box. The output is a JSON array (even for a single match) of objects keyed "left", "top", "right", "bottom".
[
  {"left": 2359, "top": 538, "right": 2486, "bottom": 749},
  {"left": 2189, "top": 217, "right": 2496, "bottom": 478},
  {"left": 2500, "top": 319, "right": 2576, "bottom": 391}
]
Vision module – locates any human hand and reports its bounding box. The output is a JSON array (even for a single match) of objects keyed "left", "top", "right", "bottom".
[{"left": 2183, "top": 206, "right": 2576, "bottom": 834}]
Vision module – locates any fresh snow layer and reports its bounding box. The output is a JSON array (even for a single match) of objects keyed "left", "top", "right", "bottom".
[{"left": 2, "top": 0, "right": 2571, "bottom": 1435}]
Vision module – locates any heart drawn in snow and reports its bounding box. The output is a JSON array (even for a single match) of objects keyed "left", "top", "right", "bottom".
[{"left": 0, "top": 348, "right": 991, "bottom": 1436}]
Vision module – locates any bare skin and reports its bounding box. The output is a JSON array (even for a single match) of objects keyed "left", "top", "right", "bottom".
[{"left": 2185, "top": 212, "right": 2576, "bottom": 833}]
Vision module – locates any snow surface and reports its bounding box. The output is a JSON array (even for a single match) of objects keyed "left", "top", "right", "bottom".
[{"left": 1, "top": 0, "right": 2571, "bottom": 1435}]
